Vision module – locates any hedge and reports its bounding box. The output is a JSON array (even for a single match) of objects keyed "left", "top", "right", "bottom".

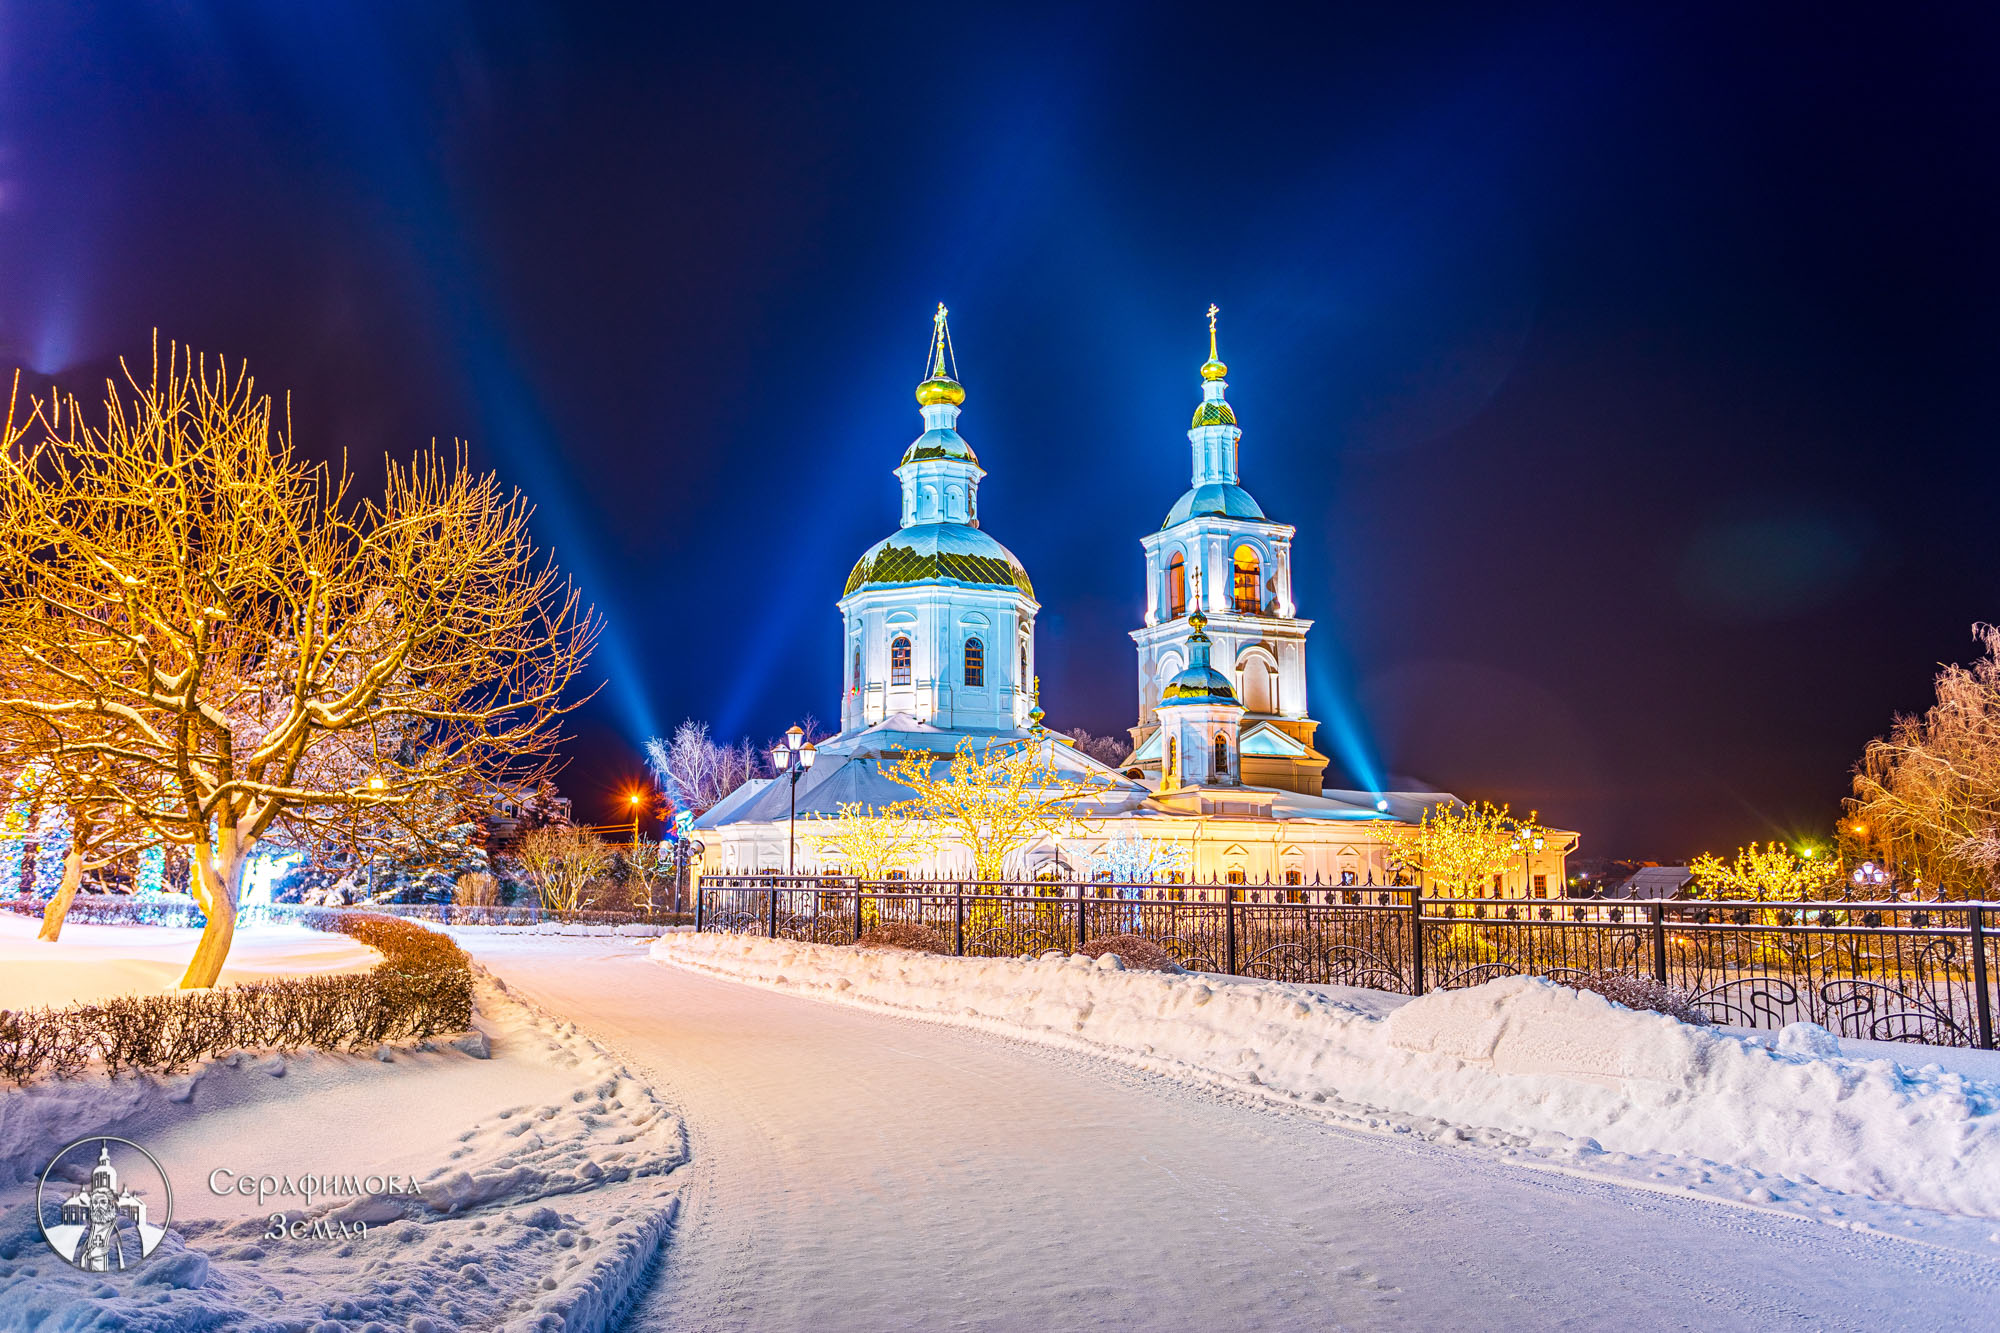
[{"left": 0, "top": 910, "right": 474, "bottom": 1085}]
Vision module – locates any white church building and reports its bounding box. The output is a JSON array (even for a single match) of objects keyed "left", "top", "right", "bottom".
[{"left": 694, "top": 306, "right": 1575, "bottom": 890}]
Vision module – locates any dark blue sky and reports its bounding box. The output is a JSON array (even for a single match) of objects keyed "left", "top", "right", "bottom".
[{"left": 3, "top": 2, "right": 1995, "bottom": 856}]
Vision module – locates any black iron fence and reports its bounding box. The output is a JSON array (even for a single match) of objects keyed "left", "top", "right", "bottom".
[{"left": 695, "top": 875, "right": 1998, "bottom": 1049}]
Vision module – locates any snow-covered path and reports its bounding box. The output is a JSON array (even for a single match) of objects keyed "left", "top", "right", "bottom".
[{"left": 461, "top": 935, "right": 2000, "bottom": 1331}]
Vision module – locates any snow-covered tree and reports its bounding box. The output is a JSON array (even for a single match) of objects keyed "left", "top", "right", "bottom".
[
  {"left": 0, "top": 341, "right": 598, "bottom": 985},
  {"left": 645, "top": 720, "right": 759, "bottom": 815},
  {"left": 1086, "top": 829, "right": 1190, "bottom": 885}
]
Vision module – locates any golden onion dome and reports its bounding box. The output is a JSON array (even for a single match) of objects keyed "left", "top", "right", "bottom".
[
  {"left": 1200, "top": 356, "right": 1228, "bottom": 381},
  {"left": 915, "top": 375, "right": 966, "bottom": 407}
]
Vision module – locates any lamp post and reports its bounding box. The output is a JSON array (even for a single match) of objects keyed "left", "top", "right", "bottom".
[
  {"left": 1514, "top": 822, "right": 1545, "bottom": 899},
  {"left": 364, "top": 774, "right": 385, "bottom": 899},
  {"left": 769, "top": 725, "right": 818, "bottom": 877}
]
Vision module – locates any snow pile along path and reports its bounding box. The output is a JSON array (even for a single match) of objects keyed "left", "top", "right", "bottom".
[
  {"left": 0, "top": 966, "right": 688, "bottom": 1333},
  {"left": 654, "top": 932, "right": 2000, "bottom": 1221}
]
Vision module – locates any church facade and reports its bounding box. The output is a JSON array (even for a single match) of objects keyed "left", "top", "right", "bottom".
[{"left": 693, "top": 306, "right": 1575, "bottom": 890}]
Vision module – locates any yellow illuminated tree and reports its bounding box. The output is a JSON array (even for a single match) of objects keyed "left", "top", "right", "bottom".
[
  {"left": 803, "top": 800, "right": 939, "bottom": 880},
  {"left": 1687, "top": 841, "right": 1839, "bottom": 901},
  {"left": 1383, "top": 800, "right": 1538, "bottom": 898},
  {"left": 1848, "top": 624, "right": 2000, "bottom": 899},
  {"left": 882, "top": 736, "right": 1110, "bottom": 881},
  {"left": 516, "top": 826, "right": 614, "bottom": 913},
  {"left": 0, "top": 343, "right": 599, "bottom": 985}
]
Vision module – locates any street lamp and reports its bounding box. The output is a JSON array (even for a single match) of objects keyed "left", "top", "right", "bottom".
[
  {"left": 1514, "top": 824, "right": 1545, "bottom": 898},
  {"left": 769, "top": 725, "right": 818, "bottom": 877},
  {"left": 364, "top": 774, "right": 385, "bottom": 899}
]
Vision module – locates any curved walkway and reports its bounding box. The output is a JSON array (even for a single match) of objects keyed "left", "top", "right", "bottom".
[{"left": 461, "top": 934, "right": 2000, "bottom": 1331}]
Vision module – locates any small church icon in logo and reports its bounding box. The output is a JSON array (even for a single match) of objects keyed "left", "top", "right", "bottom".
[{"left": 38, "top": 1137, "right": 172, "bottom": 1271}]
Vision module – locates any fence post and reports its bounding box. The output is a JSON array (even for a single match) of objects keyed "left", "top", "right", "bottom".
[
  {"left": 954, "top": 884, "right": 966, "bottom": 956},
  {"left": 1076, "top": 881, "right": 1088, "bottom": 953},
  {"left": 694, "top": 880, "right": 705, "bottom": 934},
  {"left": 853, "top": 883, "right": 864, "bottom": 943},
  {"left": 1971, "top": 905, "right": 1994, "bottom": 1051},
  {"left": 1408, "top": 887, "right": 1425, "bottom": 996},
  {"left": 1224, "top": 882, "right": 1238, "bottom": 976},
  {"left": 767, "top": 882, "right": 778, "bottom": 938},
  {"left": 1650, "top": 900, "right": 1670, "bottom": 985}
]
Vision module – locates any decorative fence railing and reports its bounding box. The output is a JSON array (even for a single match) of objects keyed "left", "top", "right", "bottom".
[
  {"left": 4, "top": 895, "right": 691, "bottom": 931},
  {"left": 695, "top": 875, "right": 1998, "bottom": 1050}
]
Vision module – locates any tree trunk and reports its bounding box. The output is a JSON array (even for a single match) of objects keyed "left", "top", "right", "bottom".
[
  {"left": 179, "top": 848, "right": 246, "bottom": 989},
  {"left": 36, "top": 850, "right": 84, "bottom": 942}
]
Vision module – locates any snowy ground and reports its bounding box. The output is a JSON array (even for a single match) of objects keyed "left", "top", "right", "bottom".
[
  {"left": 0, "top": 911, "right": 382, "bottom": 1010},
  {"left": 0, "top": 922, "right": 687, "bottom": 1332},
  {"left": 457, "top": 932, "right": 2000, "bottom": 1330}
]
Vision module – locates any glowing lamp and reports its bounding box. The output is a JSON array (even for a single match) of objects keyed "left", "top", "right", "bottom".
[
  {"left": 800, "top": 742, "right": 818, "bottom": 770},
  {"left": 771, "top": 744, "right": 791, "bottom": 771},
  {"left": 1375, "top": 798, "right": 1389, "bottom": 812}
]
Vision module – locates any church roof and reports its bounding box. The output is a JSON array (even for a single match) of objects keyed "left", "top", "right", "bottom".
[
  {"left": 901, "top": 427, "right": 978, "bottom": 465},
  {"left": 1163, "top": 482, "right": 1265, "bottom": 528},
  {"left": 844, "top": 522, "right": 1034, "bottom": 597}
]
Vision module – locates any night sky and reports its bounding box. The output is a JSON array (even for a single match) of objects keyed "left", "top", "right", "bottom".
[{"left": 3, "top": 3, "right": 1995, "bottom": 857}]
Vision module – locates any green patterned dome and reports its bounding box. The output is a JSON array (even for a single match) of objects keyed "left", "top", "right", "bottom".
[
  {"left": 844, "top": 523, "right": 1034, "bottom": 597},
  {"left": 1191, "top": 399, "right": 1237, "bottom": 428}
]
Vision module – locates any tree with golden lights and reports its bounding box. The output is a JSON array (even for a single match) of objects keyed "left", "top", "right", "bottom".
[
  {"left": 1383, "top": 800, "right": 1537, "bottom": 897},
  {"left": 1687, "top": 841, "right": 1840, "bottom": 901},
  {"left": 0, "top": 343, "right": 599, "bottom": 985},
  {"left": 1848, "top": 624, "right": 2000, "bottom": 899},
  {"left": 881, "top": 736, "right": 1110, "bottom": 881},
  {"left": 804, "top": 799, "right": 940, "bottom": 880}
]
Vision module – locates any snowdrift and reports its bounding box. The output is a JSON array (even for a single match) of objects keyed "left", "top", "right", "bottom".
[{"left": 654, "top": 932, "right": 2000, "bottom": 1220}]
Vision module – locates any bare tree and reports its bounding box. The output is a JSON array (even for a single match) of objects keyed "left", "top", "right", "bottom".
[
  {"left": 516, "top": 826, "right": 613, "bottom": 912},
  {"left": 646, "top": 719, "right": 760, "bottom": 815},
  {"left": 1850, "top": 624, "right": 2000, "bottom": 898},
  {"left": 1063, "top": 727, "right": 1131, "bottom": 769},
  {"left": 0, "top": 343, "right": 599, "bottom": 985}
]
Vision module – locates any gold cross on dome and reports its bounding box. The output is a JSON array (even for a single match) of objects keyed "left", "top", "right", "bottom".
[
  {"left": 932, "top": 303, "right": 950, "bottom": 376},
  {"left": 1207, "top": 303, "right": 1219, "bottom": 332}
]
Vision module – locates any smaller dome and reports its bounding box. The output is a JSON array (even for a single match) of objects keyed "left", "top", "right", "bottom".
[
  {"left": 1191, "top": 399, "right": 1237, "bottom": 428},
  {"left": 916, "top": 375, "right": 965, "bottom": 407},
  {"left": 1164, "top": 482, "right": 1265, "bottom": 528},
  {"left": 1200, "top": 357, "right": 1228, "bottom": 382},
  {"left": 1161, "top": 662, "right": 1237, "bottom": 703}
]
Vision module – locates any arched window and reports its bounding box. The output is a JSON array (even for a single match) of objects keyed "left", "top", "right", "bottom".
[
  {"left": 851, "top": 646, "right": 862, "bottom": 695},
  {"left": 1019, "top": 640, "right": 1028, "bottom": 683},
  {"left": 1214, "top": 733, "right": 1230, "bottom": 776},
  {"left": 1165, "top": 735, "right": 1178, "bottom": 778},
  {"left": 1167, "top": 552, "right": 1186, "bottom": 618},
  {"left": 963, "top": 637, "right": 985, "bottom": 687},
  {"left": 890, "top": 636, "right": 912, "bottom": 686},
  {"left": 1233, "top": 545, "right": 1261, "bottom": 614}
]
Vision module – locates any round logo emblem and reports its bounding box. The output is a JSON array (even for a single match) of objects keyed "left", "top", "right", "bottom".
[{"left": 37, "top": 1137, "right": 174, "bottom": 1271}]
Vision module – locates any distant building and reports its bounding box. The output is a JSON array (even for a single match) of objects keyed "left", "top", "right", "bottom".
[{"left": 1607, "top": 865, "right": 1694, "bottom": 899}]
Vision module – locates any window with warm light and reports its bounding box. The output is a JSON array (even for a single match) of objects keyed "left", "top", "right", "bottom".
[
  {"left": 964, "top": 636, "right": 984, "bottom": 687},
  {"left": 1167, "top": 552, "right": 1186, "bottom": 617},
  {"left": 1213, "top": 733, "right": 1229, "bottom": 776},
  {"left": 890, "top": 635, "right": 912, "bottom": 686},
  {"left": 1232, "top": 545, "right": 1260, "bottom": 613},
  {"left": 1533, "top": 874, "right": 1548, "bottom": 898}
]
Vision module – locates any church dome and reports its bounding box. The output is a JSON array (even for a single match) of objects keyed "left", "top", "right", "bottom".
[
  {"left": 901, "top": 426, "right": 979, "bottom": 465},
  {"left": 1191, "top": 399, "right": 1237, "bottom": 428},
  {"left": 844, "top": 522, "right": 1034, "bottom": 597},
  {"left": 915, "top": 375, "right": 966, "bottom": 407},
  {"left": 1160, "top": 612, "right": 1239, "bottom": 704},
  {"left": 1163, "top": 481, "right": 1265, "bottom": 528}
]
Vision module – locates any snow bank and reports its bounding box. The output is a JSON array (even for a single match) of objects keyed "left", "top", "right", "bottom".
[
  {"left": 654, "top": 933, "right": 2000, "bottom": 1220},
  {"left": 0, "top": 911, "right": 380, "bottom": 1010},
  {"left": 0, "top": 969, "right": 687, "bottom": 1332}
]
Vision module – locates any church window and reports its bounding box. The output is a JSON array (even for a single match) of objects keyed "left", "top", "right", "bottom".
[
  {"left": 1167, "top": 552, "right": 1187, "bottom": 618},
  {"left": 1285, "top": 869, "right": 1303, "bottom": 886},
  {"left": 890, "top": 636, "right": 912, "bottom": 686},
  {"left": 1019, "top": 641, "right": 1028, "bottom": 682},
  {"left": 1233, "top": 546, "right": 1261, "bottom": 614},
  {"left": 1214, "top": 733, "right": 1229, "bottom": 776},
  {"left": 851, "top": 646, "right": 862, "bottom": 695},
  {"left": 1165, "top": 735, "right": 1177, "bottom": 777},
  {"left": 963, "top": 637, "right": 984, "bottom": 687}
]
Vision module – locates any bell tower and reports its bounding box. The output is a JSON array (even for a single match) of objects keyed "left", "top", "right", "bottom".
[{"left": 1126, "top": 306, "right": 1328, "bottom": 794}]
